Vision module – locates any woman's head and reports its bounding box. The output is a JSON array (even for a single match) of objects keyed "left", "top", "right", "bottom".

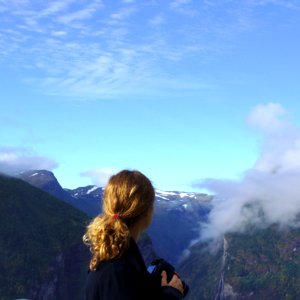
[
  {"left": 83, "top": 170, "right": 155, "bottom": 270},
  {"left": 103, "top": 170, "right": 155, "bottom": 224}
]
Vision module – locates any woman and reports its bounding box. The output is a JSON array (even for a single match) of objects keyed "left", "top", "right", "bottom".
[{"left": 83, "top": 170, "right": 183, "bottom": 300}]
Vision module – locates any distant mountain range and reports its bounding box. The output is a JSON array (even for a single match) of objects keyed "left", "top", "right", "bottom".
[
  {"left": 12, "top": 169, "right": 300, "bottom": 300},
  {"left": 149, "top": 190, "right": 212, "bottom": 265},
  {"left": 19, "top": 169, "right": 212, "bottom": 265}
]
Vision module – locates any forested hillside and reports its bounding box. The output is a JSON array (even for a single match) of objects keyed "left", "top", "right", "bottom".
[
  {"left": 0, "top": 174, "right": 90, "bottom": 299},
  {"left": 180, "top": 225, "right": 300, "bottom": 299}
]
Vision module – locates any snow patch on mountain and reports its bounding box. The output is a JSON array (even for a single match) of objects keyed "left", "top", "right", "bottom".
[
  {"left": 87, "top": 186, "right": 98, "bottom": 194},
  {"left": 156, "top": 190, "right": 178, "bottom": 196},
  {"left": 29, "top": 172, "right": 39, "bottom": 177},
  {"left": 179, "top": 192, "right": 196, "bottom": 198}
]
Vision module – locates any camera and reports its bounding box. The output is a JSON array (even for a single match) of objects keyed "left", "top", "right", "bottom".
[{"left": 147, "top": 258, "right": 189, "bottom": 298}]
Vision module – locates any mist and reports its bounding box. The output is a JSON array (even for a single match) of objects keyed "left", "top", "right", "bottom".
[
  {"left": 80, "top": 167, "right": 117, "bottom": 187},
  {"left": 0, "top": 147, "right": 57, "bottom": 176},
  {"left": 198, "top": 103, "right": 300, "bottom": 241}
]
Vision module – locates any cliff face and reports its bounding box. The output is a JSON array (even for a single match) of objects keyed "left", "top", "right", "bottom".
[
  {"left": 179, "top": 225, "right": 300, "bottom": 300},
  {"left": 138, "top": 233, "right": 158, "bottom": 266},
  {"left": 27, "top": 243, "right": 90, "bottom": 300}
]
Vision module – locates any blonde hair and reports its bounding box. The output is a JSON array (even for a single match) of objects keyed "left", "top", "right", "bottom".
[{"left": 83, "top": 170, "right": 155, "bottom": 271}]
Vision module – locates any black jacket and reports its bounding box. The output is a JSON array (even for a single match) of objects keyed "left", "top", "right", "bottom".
[{"left": 85, "top": 238, "right": 183, "bottom": 300}]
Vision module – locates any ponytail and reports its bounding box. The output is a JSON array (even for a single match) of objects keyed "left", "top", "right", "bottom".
[{"left": 83, "top": 214, "right": 130, "bottom": 271}]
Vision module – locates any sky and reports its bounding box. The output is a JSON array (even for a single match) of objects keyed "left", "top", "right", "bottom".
[{"left": 1, "top": 0, "right": 300, "bottom": 193}]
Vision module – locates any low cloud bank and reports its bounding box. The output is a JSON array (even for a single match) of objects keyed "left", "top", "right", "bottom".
[
  {"left": 197, "top": 103, "right": 300, "bottom": 241},
  {"left": 0, "top": 147, "right": 57, "bottom": 175}
]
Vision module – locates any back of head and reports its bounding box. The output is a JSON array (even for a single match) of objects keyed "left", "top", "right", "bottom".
[{"left": 83, "top": 170, "right": 155, "bottom": 270}]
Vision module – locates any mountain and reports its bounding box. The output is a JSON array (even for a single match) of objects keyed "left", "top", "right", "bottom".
[
  {"left": 19, "top": 170, "right": 100, "bottom": 215},
  {"left": 65, "top": 185, "right": 104, "bottom": 216},
  {"left": 67, "top": 186, "right": 212, "bottom": 265},
  {"left": 179, "top": 224, "right": 300, "bottom": 300},
  {"left": 64, "top": 185, "right": 212, "bottom": 266},
  {"left": 19, "top": 170, "right": 71, "bottom": 201},
  {"left": 149, "top": 190, "right": 212, "bottom": 265},
  {"left": 0, "top": 174, "right": 90, "bottom": 300},
  {"left": 20, "top": 170, "right": 212, "bottom": 267}
]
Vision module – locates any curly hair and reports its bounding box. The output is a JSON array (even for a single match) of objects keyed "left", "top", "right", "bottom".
[{"left": 83, "top": 170, "right": 155, "bottom": 271}]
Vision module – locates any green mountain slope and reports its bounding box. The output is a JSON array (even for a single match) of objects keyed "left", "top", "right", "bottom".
[
  {"left": 0, "top": 174, "right": 90, "bottom": 300},
  {"left": 179, "top": 225, "right": 300, "bottom": 300}
]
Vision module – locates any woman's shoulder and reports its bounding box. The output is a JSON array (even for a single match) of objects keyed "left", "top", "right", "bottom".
[
  {"left": 86, "top": 252, "right": 147, "bottom": 292},
  {"left": 89, "top": 247, "right": 138, "bottom": 277},
  {"left": 89, "top": 257, "right": 127, "bottom": 275}
]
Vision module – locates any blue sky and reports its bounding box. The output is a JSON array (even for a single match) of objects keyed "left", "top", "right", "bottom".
[{"left": 1, "top": 0, "right": 300, "bottom": 192}]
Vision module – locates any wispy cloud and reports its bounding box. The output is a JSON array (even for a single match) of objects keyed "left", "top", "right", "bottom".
[
  {"left": 0, "top": 147, "right": 58, "bottom": 175},
  {"left": 247, "top": 0, "right": 300, "bottom": 10},
  {"left": 148, "top": 14, "right": 165, "bottom": 28},
  {"left": 1, "top": 0, "right": 299, "bottom": 99},
  {"left": 169, "top": 0, "right": 197, "bottom": 16},
  {"left": 39, "top": 0, "right": 76, "bottom": 18},
  {"left": 109, "top": 7, "right": 136, "bottom": 23},
  {"left": 122, "top": 0, "right": 135, "bottom": 3},
  {"left": 57, "top": 1, "right": 102, "bottom": 24},
  {"left": 170, "top": 0, "right": 193, "bottom": 10}
]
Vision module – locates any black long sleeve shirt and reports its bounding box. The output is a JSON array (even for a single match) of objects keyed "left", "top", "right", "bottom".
[{"left": 85, "top": 238, "right": 183, "bottom": 300}]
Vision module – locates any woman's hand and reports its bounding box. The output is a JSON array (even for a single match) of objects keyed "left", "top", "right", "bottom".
[{"left": 161, "top": 270, "right": 184, "bottom": 294}]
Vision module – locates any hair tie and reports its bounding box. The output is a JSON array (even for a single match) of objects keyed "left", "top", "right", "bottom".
[{"left": 113, "top": 213, "right": 119, "bottom": 220}]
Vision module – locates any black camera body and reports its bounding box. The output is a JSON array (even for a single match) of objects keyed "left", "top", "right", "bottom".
[{"left": 147, "top": 258, "right": 189, "bottom": 298}]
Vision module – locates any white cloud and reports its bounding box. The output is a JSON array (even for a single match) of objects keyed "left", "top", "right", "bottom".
[
  {"left": 80, "top": 167, "right": 118, "bottom": 187},
  {"left": 0, "top": 147, "right": 58, "bottom": 175},
  {"left": 247, "top": 102, "right": 287, "bottom": 133},
  {"left": 197, "top": 103, "right": 300, "bottom": 241},
  {"left": 247, "top": 103, "right": 300, "bottom": 173}
]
